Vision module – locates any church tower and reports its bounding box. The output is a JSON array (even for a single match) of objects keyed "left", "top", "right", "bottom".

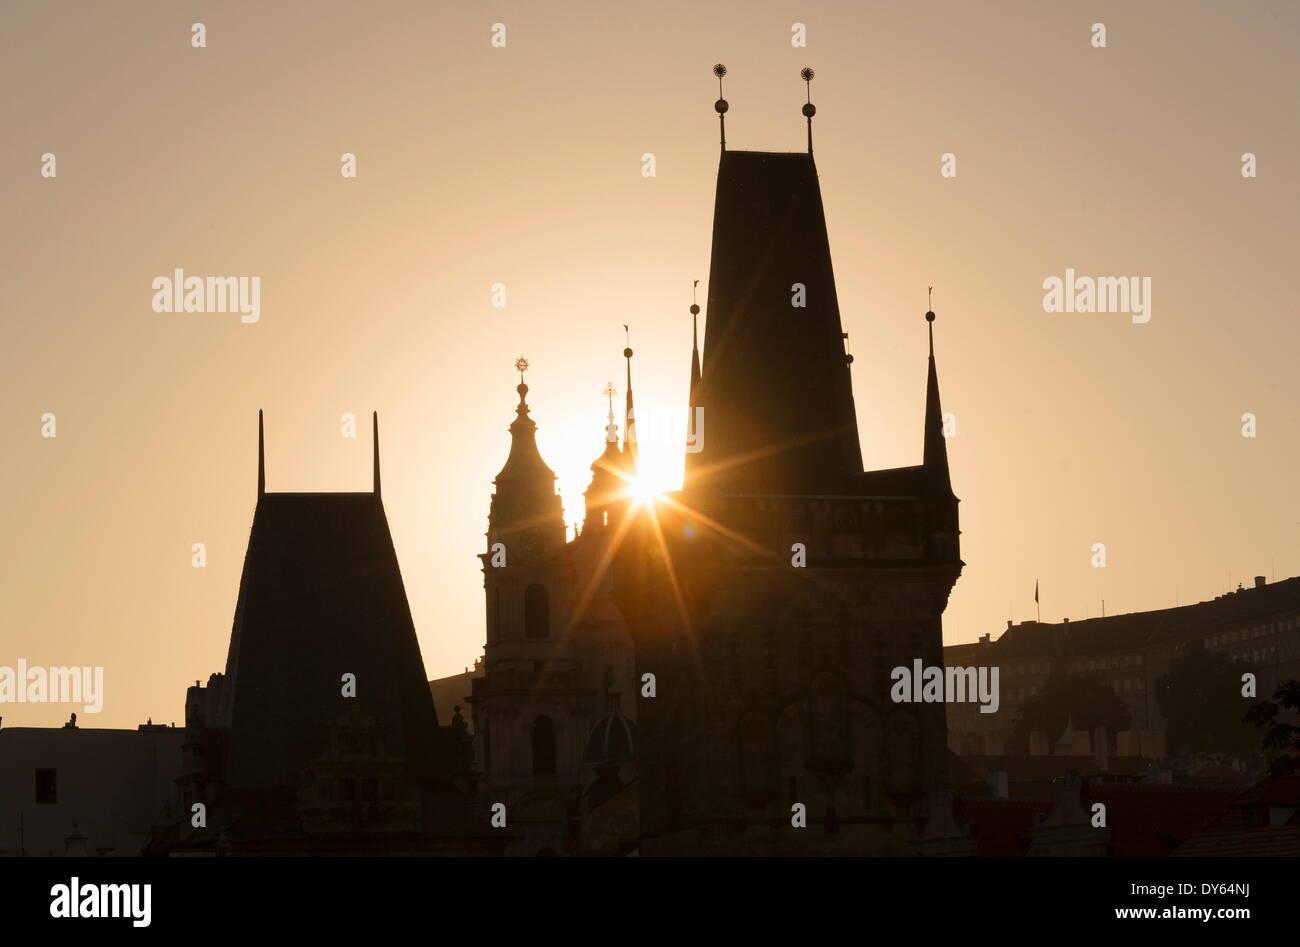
[
  {"left": 614, "top": 68, "right": 963, "bottom": 855},
  {"left": 472, "top": 360, "right": 637, "bottom": 855}
]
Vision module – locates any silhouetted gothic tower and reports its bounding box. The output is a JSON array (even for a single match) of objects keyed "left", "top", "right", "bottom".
[
  {"left": 473, "top": 366, "right": 638, "bottom": 855},
  {"left": 153, "top": 412, "right": 501, "bottom": 854},
  {"left": 615, "top": 68, "right": 962, "bottom": 856}
]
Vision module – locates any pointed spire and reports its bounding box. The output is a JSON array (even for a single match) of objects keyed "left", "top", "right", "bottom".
[
  {"left": 924, "top": 290, "right": 953, "bottom": 495},
  {"left": 494, "top": 356, "right": 556, "bottom": 484},
  {"left": 622, "top": 326, "right": 638, "bottom": 473},
  {"left": 490, "top": 358, "right": 565, "bottom": 554},
  {"left": 713, "top": 64, "right": 729, "bottom": 151},
  {"left": 585, "top": 382, "right": 626, "bottom": 531},
  {"left": 257, "top": 409, "right": 265, "bottom": 496},
  {"left": 688, "top": 282, "right": 702, "bottom": 448},
  {"left": 801, "top": 68, "right": 816, "bottom": 154},
  {"left": 601, "top": 381, "right": 620, "bottom": 451},
  {"left": 372, "top": 411, "right": 381, "bottom": 497}
]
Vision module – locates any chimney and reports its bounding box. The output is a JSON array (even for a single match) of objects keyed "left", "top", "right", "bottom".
[
  {"left": 1255, "top": 575, "right": 1266, "bottom": 589},
  {"left": 979, "top": 633, "right": 990, "bottom": 645}
]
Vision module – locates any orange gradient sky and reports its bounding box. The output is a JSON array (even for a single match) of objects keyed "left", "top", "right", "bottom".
[{"left": 3, "top": 1, "right": 1298, "bottom": 728}]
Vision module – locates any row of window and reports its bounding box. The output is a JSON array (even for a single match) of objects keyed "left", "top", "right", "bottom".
[
  {"left": 1069, "top": 654, "right": 1145, "bottom": 673},
  {"left": 1206, "top": 617, "right": 1298, "bottom": 649}
]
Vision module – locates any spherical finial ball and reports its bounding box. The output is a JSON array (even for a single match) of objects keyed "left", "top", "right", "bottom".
[
  {"left": 802, "top": 103, "right": 816, "bottom": 118},
  {"left": 801, "top": 67, "right": 815, "bottom": 82},
  {"left": 925, "top": 310, "right": 936, "bottom": 323},
  {"left": 715, "top": 98, "right": 729, "bottom": 114},
  {"left": 713, "top": 63, "right": 727, "bottom": 78},
  {"left": 517, "top": 383, "right": 529, "bottom": 397},
  {"left": 689, "top": 303, "right": 700, "bottom": 315},
  {"left": 845, "top": 354, "right": 854, "bottom": 365},
  {"left": 623, "top": 347, "right": 633, "bottom": 359}
]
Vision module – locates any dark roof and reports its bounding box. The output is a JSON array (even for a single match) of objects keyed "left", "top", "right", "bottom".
[
  {"left": 954, "top": 783, "right": 1240, "bottom": 856},
  {"left": 221, "top": 491, "right": 441, "bottom": 793},
  {"left": 1225, "top": 771, "right": 1300, "bottom": 807},
  {"left": 585, "top": 711, "right": 636, "bottom": 765},
  {"left": 1086, "top": 784, "right": 1241, "bottom": 856},
  {"left": 954, "top": 798, "right": 1051, "bottom": 856},
  {"left": 686, "top": 150, "right": 863, "bottom": 494},
  {"left": 1172, "top": 773, "right": 1300, "bottom": 856}
]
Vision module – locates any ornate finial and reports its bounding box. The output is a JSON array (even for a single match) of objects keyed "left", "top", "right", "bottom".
[
  {"left": 690, "top": 279, "right": 700, "bottom": 316},
  {"left": 623, "top": 324, "right": 632, "bottom": 359},
  {"left": 602, "top": 381, "right": 618, "bottom": 443},
  {"left": 925, "top": 287, "right": 936, "bottom": 358},
  {"left": 515, "top": 356, "right": 530, "bottom": 400},
  {"left": 801, "top": 67, "right": 816, "bottom": 153},
  {"left": 713, "top": 64, "right": 729, "bottom": 150}
]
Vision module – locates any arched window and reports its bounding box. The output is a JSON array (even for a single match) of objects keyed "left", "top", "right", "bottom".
[
  {"left": 525, "top": 584, "right": 549, "bottom": 639},
  {"left": 531, "top": 715, "right": 557, "bottom": 774}
]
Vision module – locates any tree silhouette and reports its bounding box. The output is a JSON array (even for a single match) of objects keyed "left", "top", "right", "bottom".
[
  {"left": 1013, "top": 672, "right": 1130, "bottom": 752},
  {"left": 1155, "top": 646, "right": 1257, "bottom": 760},
  {"left": 1244, "top": 678, "right": 1300, "bottom": 777}
]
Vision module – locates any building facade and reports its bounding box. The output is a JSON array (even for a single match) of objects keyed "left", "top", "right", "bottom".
[
  {"left": 0, "top": 722, "right": 183, "bottom": 857},
  {"left": 945, "top": 575, "right": 1300, "bottom": 759}
]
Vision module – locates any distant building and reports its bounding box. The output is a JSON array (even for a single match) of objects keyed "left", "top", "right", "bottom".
[
  {"left": 945, "top": 575, "right": 1300, "bottom": 757},
  {"left": 0, "top": 722, "right": 183, "bottom": 856}
]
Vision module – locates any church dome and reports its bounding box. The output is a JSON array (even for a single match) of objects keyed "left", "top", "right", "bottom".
[{"left": 585, "top": 711, "right": 636, "bottom": 766}]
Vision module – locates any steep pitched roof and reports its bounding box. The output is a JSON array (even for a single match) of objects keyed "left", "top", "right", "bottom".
[
  {"left": 687, "top": 150, "right": 862, "bottom": 494},
  {"left": 221, "top": 492, "right": 440, "bottom": 793}
]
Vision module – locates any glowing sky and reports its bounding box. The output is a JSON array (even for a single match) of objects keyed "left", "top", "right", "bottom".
[{"left": 3, "top": 0, "right": 1297, "bottom": 728}]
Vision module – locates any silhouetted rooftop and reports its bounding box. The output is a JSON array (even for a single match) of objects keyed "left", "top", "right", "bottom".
[
  {"left": 949, "top": 575, "right": 1300, "bottom": 658},
  {"left": 688, "top": 149, "right": 863, "bottom": 494},
  {"left": 221, "top": 490, "right": 440, "bottom": 793}
]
